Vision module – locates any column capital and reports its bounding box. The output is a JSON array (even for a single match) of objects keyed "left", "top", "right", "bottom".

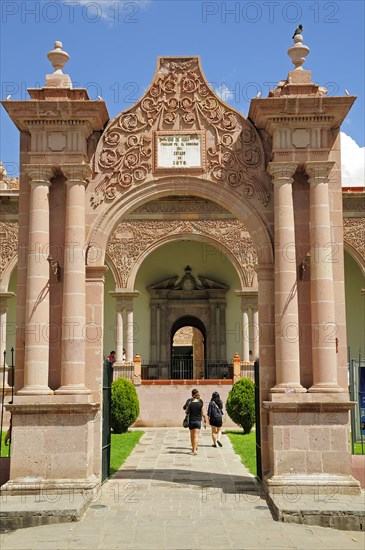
[
  {"left": 268, "top": 162, "right": 297, "bottom": 183},
  {"left": 305, "top": 161, "right": 335, "bottom": 183},
  {"left": 60, "top": 163, "right": 91, "bottom": 182},
  {"left": 0, "top": 292, "right": 16, "bottom": 315},
  {"left": 23, "top": 164, "right": 55, "bottom": 183}
]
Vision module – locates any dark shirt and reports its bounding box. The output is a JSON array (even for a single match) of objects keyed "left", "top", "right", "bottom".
[{"left": 184, "top": 399, "right": 203, "bottom": 422}]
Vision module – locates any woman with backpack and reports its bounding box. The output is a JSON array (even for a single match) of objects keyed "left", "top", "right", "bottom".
[{"left": 207, "top": 391, "right": 224, "bottom": 447}]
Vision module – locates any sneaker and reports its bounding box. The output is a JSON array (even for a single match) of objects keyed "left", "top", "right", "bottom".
[
  {"left": 217, "top": 441, "right": 223, "bottom": 447},
  {"left": 212, "top": 444, "right": 217, "bottom": 447}
]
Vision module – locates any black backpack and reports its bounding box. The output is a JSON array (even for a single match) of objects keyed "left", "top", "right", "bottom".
[{"left": 210, "top": 401, "right": 222, "bottom": 421}]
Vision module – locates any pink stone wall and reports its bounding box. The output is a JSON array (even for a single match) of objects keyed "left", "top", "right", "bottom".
[{"left": 133, "top": 383, "right": 240, "bottom": 428}]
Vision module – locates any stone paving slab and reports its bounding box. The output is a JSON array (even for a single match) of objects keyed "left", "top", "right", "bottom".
[{"left": 0, "top": 428, "right": 364, "bottom": 549}]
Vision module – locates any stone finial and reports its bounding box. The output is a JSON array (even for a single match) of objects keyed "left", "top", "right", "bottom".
[
  {"left": 46, "top": 41, "right": 72, "bottom": 88},
  {"left": 287, "top": 28, "right": 310, "bottom": 69},
  {"left": 47, "top": 41, "right": 70, "bottom": 73}
]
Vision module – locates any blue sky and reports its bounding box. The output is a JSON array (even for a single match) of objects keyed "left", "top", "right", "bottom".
[{"left": 1, "top": 0, "right": 364, "bottom": 183}]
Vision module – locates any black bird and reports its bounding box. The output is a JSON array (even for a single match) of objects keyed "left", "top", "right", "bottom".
[{"left": 292, "top": 24, "right": 303, "bottom": 39}]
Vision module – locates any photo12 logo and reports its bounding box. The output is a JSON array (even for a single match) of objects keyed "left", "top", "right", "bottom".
[
  {"left": 201, "top": 2, "right": 340, "bottom": 24},
  {"left": 1, "top": 1, "right": 141, "bottom": 24}
]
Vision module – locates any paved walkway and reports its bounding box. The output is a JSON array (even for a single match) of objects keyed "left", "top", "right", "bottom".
[{"left": 1, "top": 428, "right": 364, "bottom": 549}]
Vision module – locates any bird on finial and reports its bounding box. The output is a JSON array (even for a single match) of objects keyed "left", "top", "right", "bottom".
[{"left": 292, "top": 24, "right": 303, "bottom": 39}]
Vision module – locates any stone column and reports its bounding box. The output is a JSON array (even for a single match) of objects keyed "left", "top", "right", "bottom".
[
  {"left": 150, "top": 304, "right": 158, "bottom": 362},
  {"left": 219, "top": 303, "right": 226, "bottom": 360},
  {"left": 242, "top": 306, "right": 250, "bottom": 362},
  {"left": 116, "top": 309, "right": 124, "bottom": 363},
  {"left": 209, "top": 301, "right": 217, "bottom": 361},
  {"left": 0, "top": 293, "right": 16, "bottom": 387},
  {"left": 160, "top": 303, "right": 167, "bottom": 362},
  {"left": 268, "top": 162, "right": 305, "bottom": 392},
  {"left": 252, "top": 306, "right": 259, "bottom": 361},
  {"left": 18, "top": 165, "right": 55, "bottom": 395},
  {"left": 126, "top": 307, "right": 134, "bottom": 362},
  {"left": 56, "top": 164, "right": 91, "bottom": 394},
  {"left": 109, "top": 290, "right": 140, "bottom": 364},
  {"left": 305, "top": 161, "right": 343, "bottom": 392}
]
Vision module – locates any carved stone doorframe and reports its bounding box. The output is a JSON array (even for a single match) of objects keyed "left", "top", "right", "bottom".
[{"left": 147, "top": 267, "right": 230, "bottom": 369}]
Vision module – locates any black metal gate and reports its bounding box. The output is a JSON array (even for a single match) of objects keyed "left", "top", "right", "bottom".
[
  {"left": 349, "top": 354, "right": 365, "bottom": 454},
  {"left": 254, "top": 359, "right": 262, "bottom": 481},
  {"left": 171, "top": 357, "right": 193, "bottom": 379},
  {"left": 101, "top": 359, "right": 113, "bottom": 483}
]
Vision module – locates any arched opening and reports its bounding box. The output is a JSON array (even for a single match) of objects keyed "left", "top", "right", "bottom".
[{"left": 171, "top": 316, "right": 206, "bottom": 379}]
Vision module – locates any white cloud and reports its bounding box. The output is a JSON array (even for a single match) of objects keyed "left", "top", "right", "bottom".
[
  {"left": 340, "top": 132, "right": 365, "bottom": 187},
  {"left": 214, "top": 84, "right": 234, "bottom": 103}
]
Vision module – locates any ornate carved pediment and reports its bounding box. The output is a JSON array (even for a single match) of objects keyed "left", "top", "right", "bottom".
[
  {"left": 147, "top": 266, "right": 229, "bottom": 297},
  {"left": 92, "top": 57, "right": 271, "bottom": 207}
]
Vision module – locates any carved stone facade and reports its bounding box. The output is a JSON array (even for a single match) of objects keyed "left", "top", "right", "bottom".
[
  {"left": 343, "top": 217, "right": 365, "bottom": 266},
  {"left": 90, "top": 58, "right": 271, "bottom": 208},
  {"left": 107, "top": 215, "right": 257, "bottom": 288},
  {"left": 0, "top": 39, "right": 363, "bottom": 505}
]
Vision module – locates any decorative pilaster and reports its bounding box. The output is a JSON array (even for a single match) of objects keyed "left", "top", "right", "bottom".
[
  {"left": 56, "top": 164, "right": 91, "bottom": 394},
  {"left": 209, "top": 301, "right": 217, "bottom": 361},
  {"left": 269, "top": 162, "right": 305, "bottom": 393},
  {"left": 305, "top": 161, "right": 344, "bottom": 392},
  {"left": 18, "top": 165, "right": 55, "bottom": 395}
]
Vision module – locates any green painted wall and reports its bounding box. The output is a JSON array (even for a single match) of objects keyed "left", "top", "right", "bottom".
[
  {"left": 344, "top": 251, "right": 365, "bottom": 359},
  {"left": 104, "top": 239, "right": 243, "bottom": 362}
]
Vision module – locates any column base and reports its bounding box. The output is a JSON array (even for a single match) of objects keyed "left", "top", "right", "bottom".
[
  {"left": 17, "top": 385, "right": 53, "bottom": 395},
  {"left": 265, "top": 473, "right": 361, "bottom": 496},
  {"left": 1, "top": 474, "right": 99, "bottom": 496},
  {"left": 309, "top": 383, "right": 345, "bottom": 393},
  {"left": 55, "top": 385, "right": 91, "bottom": 395},
  {"left": 270, "top": 383, "right": 307, "bottom": 393}
]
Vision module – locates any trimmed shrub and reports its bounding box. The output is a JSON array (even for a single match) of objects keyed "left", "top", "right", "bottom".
[
  {"left": 226, "top": 377, "right": 255, "bottom": 434},
  {"left": 111, "top": 378, "right": 140, "bottom": 434}
]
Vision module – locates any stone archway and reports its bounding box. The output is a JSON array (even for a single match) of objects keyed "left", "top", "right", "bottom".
[
  {"left": 2, "top": 43, "right": 360, "bottom": 504},
  {"left": 171, "top": 315, "right": 206, "bottom": 380}
]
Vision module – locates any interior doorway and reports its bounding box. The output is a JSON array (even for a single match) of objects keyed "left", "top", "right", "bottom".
[{"left": 171, "top": 317, "right": 206, "bottom": 379}]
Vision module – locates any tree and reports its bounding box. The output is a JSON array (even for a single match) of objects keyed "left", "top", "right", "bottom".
[
  {"left": 226, "top": 377, "right": 255, "bottom": 434},
  {"left": 111, "top": 377, "right": 140, "bottom": 433}
]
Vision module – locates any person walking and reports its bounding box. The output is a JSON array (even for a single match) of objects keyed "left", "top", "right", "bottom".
[
  {"left": 207, "top": 391, "right": 224, "bottom": 447},
  {"left": 183, "top": 388, "right": 207, "bottom": 455}
]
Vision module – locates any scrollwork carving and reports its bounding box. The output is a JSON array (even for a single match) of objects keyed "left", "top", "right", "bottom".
[
  {"left": 107, "top": 219, "right": 257, "bottom": 288},
  {"left": 343, "top": 218, "right": 365, "bottom": 262},
  {"left": 92, "top": 57, "right": 270, "bottom": 207},
  {"left": 0, "top": 222, "right": 18, "bottom": 279}
]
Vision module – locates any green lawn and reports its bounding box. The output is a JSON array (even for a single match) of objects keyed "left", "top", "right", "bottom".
[
  {"left": 110, "top": 430, "right": 144, "bottom": 475},
  {"left": 0, "top": 431, "right": 11, "bottom": 457},
  {"left": 353, "top": 441, "right": 365, "bottom": 455},
  {"left": 225, "top": 430, "right": 257, "bottom": 476}
]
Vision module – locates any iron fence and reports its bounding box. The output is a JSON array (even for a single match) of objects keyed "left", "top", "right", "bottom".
[
  {"left": 349, "top": 351, "right": 365, "bottom": 455},
  {"left": 204, "top": 362, "right": 233, "bottom": 379}
]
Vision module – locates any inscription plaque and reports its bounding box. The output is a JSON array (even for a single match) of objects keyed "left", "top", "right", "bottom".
[{"left": 155, "top": 132, "right": 204, "bottom": 170}]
